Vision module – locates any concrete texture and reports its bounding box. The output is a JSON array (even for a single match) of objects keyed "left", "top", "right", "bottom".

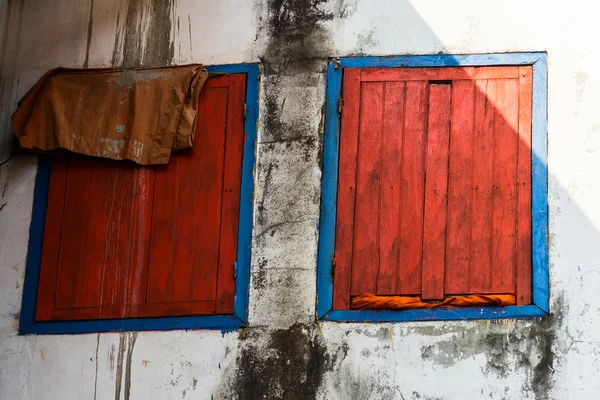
[{"left": 1, "top": 0, "right": 599, "bottom": 399}]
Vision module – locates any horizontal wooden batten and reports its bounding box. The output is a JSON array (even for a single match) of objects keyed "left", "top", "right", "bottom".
[{"left": 361, "top": 66, "right": 520, "bottom": 82}]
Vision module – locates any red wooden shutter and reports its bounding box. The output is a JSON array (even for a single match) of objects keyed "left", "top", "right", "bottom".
[
  {"left": 332, "top": 66, "right": 532, "bottom": 310},
  {"left": 35, "top": 74, "right": 246, "bottom": 321}
]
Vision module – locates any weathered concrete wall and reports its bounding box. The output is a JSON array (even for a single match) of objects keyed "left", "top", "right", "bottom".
[{"left": 1, "top": 1, "right": 599, "bottom": 399}]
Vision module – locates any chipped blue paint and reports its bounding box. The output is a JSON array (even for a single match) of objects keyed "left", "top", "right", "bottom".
[
  {"left": 316, "top": 53, "right": 549, "bottom": 322},
  {"left": 531, "top": 54, "right": 549, "bottom": 313},
  {"left": 19, "top": 63, "right": 261, "bottom": 335}
]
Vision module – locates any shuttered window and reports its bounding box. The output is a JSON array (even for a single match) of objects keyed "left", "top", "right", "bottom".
[
  {"left": 35, "top": 74, "right": 246, "bottom": 322},
  {"left": 332, "top": 66, "right": 533, "bottom": 310}
]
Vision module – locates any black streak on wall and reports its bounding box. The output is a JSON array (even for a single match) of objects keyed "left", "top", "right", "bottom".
[
  {"left": 261, "top": 0, "right": 333, "bottom": 141},
  {"left": 83, "top": 0, "right": 95, "bottom": 68},
  {"left": 114, "top": 332, "right": 138, "bottom": 400},
  {"left": 222, "top": 324, "right": 334, "bottom": 400}
]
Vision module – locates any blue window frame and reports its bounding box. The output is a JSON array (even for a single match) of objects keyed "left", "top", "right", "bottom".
[
  {"left": 19, "top": 63, "right": 260, "bottom": 334},
  {"left": 317, "top": 53, "right": 548, "bottom": 322}
]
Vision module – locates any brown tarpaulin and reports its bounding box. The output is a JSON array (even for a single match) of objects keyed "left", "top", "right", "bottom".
[
  {"left": 351, "top": 293, "right": 516, "bottom": 310},
  {"left": 11, "top": 64, "right": 208, "bottom": 165}
]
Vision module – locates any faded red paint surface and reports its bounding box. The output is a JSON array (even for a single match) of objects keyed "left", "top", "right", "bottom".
[{"left": 35, "top": 74, "right": 246, "bottom": 321}]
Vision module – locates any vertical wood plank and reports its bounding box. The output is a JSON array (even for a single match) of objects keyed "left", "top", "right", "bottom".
[
  {"left": 333, "top": 68, "right": 361, "bottom": 309},
  {"left": 445, "top": 80, "right": 475, "bottom": 294},
  {"left": 122, "top": 167, "right": 155, "bottom": 311},
  {"left": 170, "top": 147, "right": 200, "bottom": 303},
  {"left": 469, "top": 80, "right": 496, "bottom": 292},
  {"left": 146, "top": 160, "right": 178, "bottom": 304},
  {"left": 421, "top": 84, "right": 451, "bottom": 300},
  {"left": 35, "top": 159, "right": 68, "bottom": 321},
  {"left": 491, "top": 79, "right": 519, "bottom": 293},
  {"left": 69, "top": 162, "right": 134, "bottom": 313},
  {"left": 75, "top": 163, "right": 114, "bottom": 309},
  {"left": 192, "top": 85, "right": 229, "bottom": 303},
  {"left": 376, "top": 82, "right": 405, "bottom": 295},
  {"left": 216, "top": 74, "right": 246, "bottom": 313},
  {"left": 516, "top": 66, "right": 533, "bottom": 304},
  {"left": 54, "top": 162, "right": 91, "bottom": 310},
  {"left": 99, "top": 165, "right": 134, "bottom": 311},
  {"left": 396, "top": 80, "right": 428, "bottom": 295},
  {"left": 350, "top": 81, "right": 384, "bottom": 296}
]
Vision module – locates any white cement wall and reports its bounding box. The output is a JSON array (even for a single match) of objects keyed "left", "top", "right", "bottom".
[{"left": 1, "top": 1, "right": 599, "bottom": 399}]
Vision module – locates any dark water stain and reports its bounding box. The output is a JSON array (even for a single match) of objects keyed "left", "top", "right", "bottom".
[
  {"left": 113, "top": 332, "right": 138, "bottom": 400},
  {"left": 255, "top": 161, "right": 278, "bottom": 228},
  {"left": 114, "top": 334, "right": 127, "bottom": 400},
  {"left": 177, "top": 16, "right": 181, "bottom": 61},
  {"left": 187, "top": 14, "right": 193, "bottom": 60},
  {"left": 124, "top": 332, "right": 138, "bottom": 400},
  {"left": 83, "top": 0, "right": 95, "bottom": 68},
  {"left": 253, "top": 257, "right": 268, "bottom": 291},
  {"left": 420, "top": 296, "right": 565, "bottom": 399},
  {"left": 110, "top": 11, "right": 122, "bottom": 67},
  {"left": 263, "top": 0, "right": 333, "bottom": 73},
  {"left": 252, "top": 0, "right": 332, "bottom": 249},
  {"left": 112, "top": 0, "right": 176, "bottom": 68},
  {"left": 108, "top": 342, "right": 116, "bottom": 378},
  {"left": 260, "top": 0, "right": 333, "bottom": 143},
  {"left": 219, "top": 323, "right": 333, "bottom": 400}
]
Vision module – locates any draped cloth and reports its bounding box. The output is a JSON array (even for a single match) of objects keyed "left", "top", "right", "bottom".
[{"left": 12, "top": 64, "right": 208, "bottom": 165}]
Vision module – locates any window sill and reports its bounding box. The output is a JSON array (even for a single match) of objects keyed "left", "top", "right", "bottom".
[
  {"left": 320, "top": 304, "right": 548, "bottom": 323},
  {"left": 19, "top": 314, "right": 245, "bottom": 335}
]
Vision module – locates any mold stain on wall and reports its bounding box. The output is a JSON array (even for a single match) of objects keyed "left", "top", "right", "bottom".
[
  {"left": 218, "top": 324, "right": 332, "bottom": 399},
  {"left": 418, "top": 313, "right": 560, "bottom": 400}
]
